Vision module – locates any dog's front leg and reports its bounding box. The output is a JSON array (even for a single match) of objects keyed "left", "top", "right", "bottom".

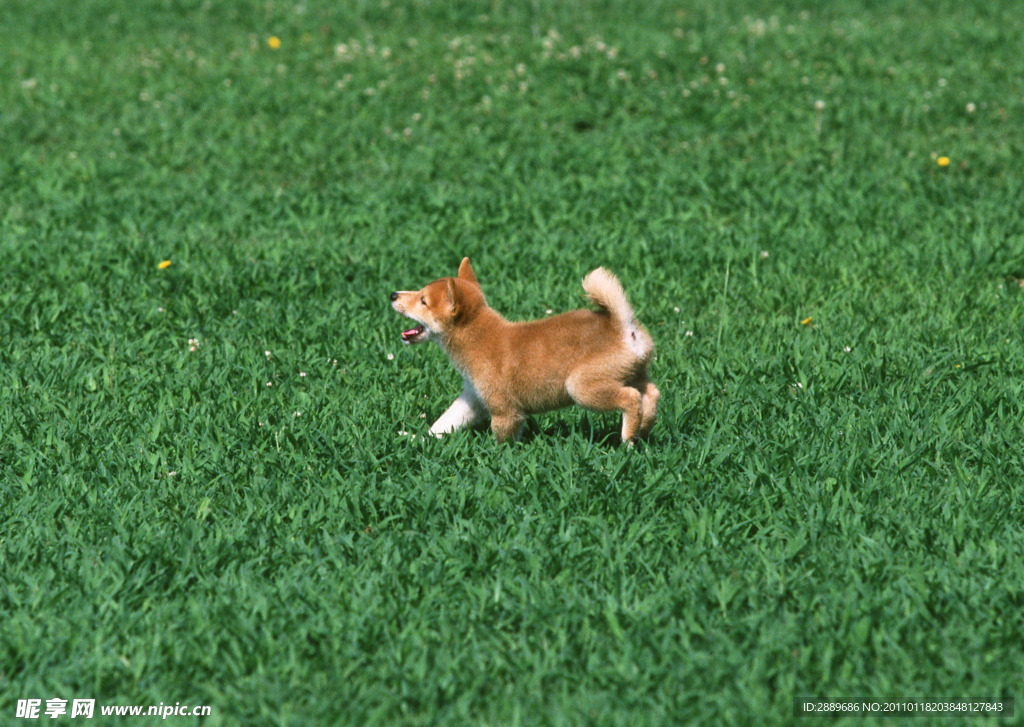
[{"left": 428, "top": 379, "right": 488, "bottom": 437}]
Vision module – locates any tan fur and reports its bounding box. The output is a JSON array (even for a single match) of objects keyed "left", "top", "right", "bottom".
[{"left": 390, "top": 257, "right": 659, "bottom": 444}]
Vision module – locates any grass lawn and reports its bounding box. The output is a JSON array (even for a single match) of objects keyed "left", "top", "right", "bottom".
[{"left": 2, "top": 0, "right": 1023, "bottom": 724}]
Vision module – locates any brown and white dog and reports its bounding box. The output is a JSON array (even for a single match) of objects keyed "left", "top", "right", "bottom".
[{"left": 390, "top": 258, "right": 659, "bottom": 443}]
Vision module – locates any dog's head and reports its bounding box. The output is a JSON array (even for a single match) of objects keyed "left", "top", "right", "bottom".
[{"left": 390, "top": 257, "right": 484, "bottom": 345}]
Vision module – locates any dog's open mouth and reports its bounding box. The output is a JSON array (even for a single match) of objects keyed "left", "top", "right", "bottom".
[{"left": 401, "top": 324, "right": 427, "bottom": 344}]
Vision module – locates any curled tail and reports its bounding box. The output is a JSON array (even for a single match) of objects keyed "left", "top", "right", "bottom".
[{"left": 582, "top": 267, "right": 654, "bottom": 361}]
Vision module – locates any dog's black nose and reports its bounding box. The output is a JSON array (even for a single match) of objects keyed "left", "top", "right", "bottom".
[{"left": 390, "top": 291, "right": 398, "bottom": 302}]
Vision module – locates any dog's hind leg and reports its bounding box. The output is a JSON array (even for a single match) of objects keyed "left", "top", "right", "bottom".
[
  {"left": 637, "top": 378, "right": 660, "bottom": 439},
  {"left": 428, "top": 379, "right": 488, "bottom": 437},
  {"left": 566, "top": 371, "right": 644, "bottom": 445}
]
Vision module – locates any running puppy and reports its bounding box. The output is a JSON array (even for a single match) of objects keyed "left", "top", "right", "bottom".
[{"left": 390, "top": 258, "right": 659, "bottom": 444}]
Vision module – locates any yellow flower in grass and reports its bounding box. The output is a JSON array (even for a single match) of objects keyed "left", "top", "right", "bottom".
[
  {"left": 158, "top": 260, "right": 171, "bottom": 269},
  {"left": 937, "top": 156, "right": 950, "bottom": 167},
  {"left": 801, "top": 317, "right": 813, "bottom": 326},
  {"left": 268, "top": 36, "right": 281, "bottom": 50}
]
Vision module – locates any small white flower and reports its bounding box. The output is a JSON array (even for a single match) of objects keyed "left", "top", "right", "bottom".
[
  {"left": 386, "top": 353, "right": 394, "bottom": 361},
  {"left": 300, "top": 371, "right": 307, "bottom": 377}
]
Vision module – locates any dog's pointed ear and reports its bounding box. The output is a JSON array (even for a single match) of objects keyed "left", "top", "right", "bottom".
[
  {"left": 446, "top": 278, "right": 460, "bottom": 314},
  {"left": 457, "top": 257, "right": 479, "bottom": 287}
]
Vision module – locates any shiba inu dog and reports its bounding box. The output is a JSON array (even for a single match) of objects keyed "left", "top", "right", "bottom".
[{"left": 390, "top": 258, "right": 659, "bottom": 444}]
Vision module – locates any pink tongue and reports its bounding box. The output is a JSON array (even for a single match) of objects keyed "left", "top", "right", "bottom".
[{"left": 402, "top": 325, "right": 424, "bottom": 339}]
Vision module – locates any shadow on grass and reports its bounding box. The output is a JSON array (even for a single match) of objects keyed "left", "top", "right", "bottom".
[{"left": 523, "top": 414, "right": 627, "bottom": 447}]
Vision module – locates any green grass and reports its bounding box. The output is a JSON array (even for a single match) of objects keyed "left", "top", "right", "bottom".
[{"left": 2, "top": 0, "right": 1023, "bottom": 725}]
